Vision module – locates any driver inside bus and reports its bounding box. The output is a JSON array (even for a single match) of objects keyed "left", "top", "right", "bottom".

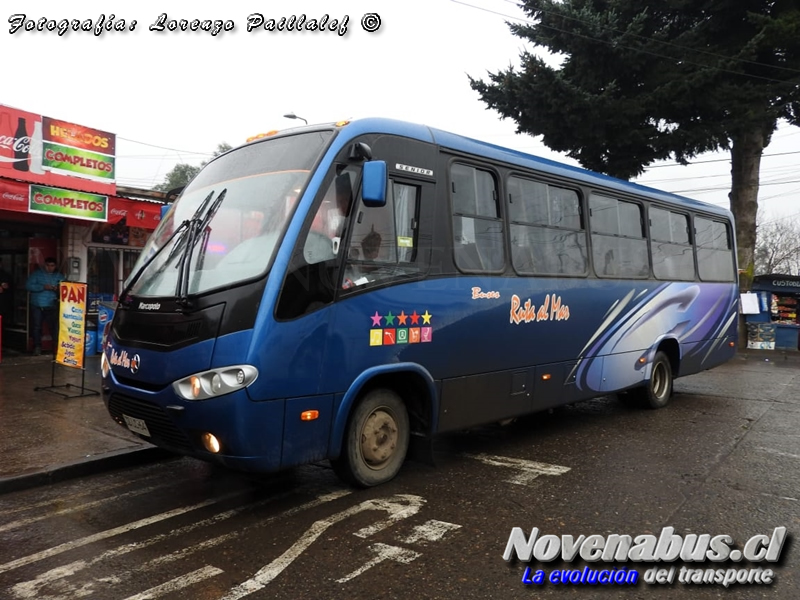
[{"left": 343, "top": 227, "right": 382, "bottom": 289}]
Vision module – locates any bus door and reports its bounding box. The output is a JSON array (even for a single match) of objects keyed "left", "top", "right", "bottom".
[{"left": 326, "top": 140, "right": 438, "bottom": 394}]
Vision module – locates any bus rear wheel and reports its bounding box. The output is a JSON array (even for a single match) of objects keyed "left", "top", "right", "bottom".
[
  {"left": 626, "top": 350, "right": 673, "bottom": 409},
  {"left": 332, "top": 389, "right": 410, "bottom": 487}
]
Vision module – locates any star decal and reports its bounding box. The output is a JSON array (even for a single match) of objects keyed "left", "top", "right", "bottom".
[
  {"left": 371, "top": 311, "right": 383, "bottom": 327},
  {"left": 385, "top": 311, "right": 396, "bottom": 326},
  {"left": 410, "top": 311, "right": 420, "bottom": 325},
  {"left": 397, "top": 311, "right": 408, "bottom": 325},
  {"left": 422, "top": 310, "right": 432, "bottom": 324}
]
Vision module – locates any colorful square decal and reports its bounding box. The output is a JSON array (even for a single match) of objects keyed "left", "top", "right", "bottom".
[
  {"left": 409, "top": 328, "right": 421, "bottom": 343},
  {"left": 421, "top": 327, "right": 433, "bottom": 343},
  {"left": 383, "top": 329, "right": 396, "bottom": 345},
  {"left": 370, "top": 329, "right": 383, "bottom": 346},
  {"left": 397, "top": 328, "right": 409, "bottom": 344}
]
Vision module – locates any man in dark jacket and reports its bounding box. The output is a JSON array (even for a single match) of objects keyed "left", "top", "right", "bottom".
[{"left": 25, "top": 257, "right": 65, "bottom": 355}]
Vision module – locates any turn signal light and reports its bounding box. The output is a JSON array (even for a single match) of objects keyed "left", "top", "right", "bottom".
[
  {"left": 300, "top": 410, "right": 319, "bottom": 421},
  {"left": 638, "top": 357, "right": 647, "bottom": 364},
  {"left": 541, "top": 374, "right": 551, "bottom": 381}
]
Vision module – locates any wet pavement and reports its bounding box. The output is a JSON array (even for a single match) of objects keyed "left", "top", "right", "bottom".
[
  {"left": 0, "top": 351, "right": 169, "bottom": 494},
  {"left": 0, "top": 347, "right": 798, "bottom": 496}
]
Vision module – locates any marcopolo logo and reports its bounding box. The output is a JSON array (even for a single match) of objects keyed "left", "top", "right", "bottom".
[
  {"left": 138, "top": 302, "right": 161, "bottom": 311},
  {"left": 504, "top": 526, "right": 786, "bottom": 589}
]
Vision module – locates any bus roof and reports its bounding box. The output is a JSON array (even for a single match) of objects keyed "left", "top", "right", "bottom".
[{"left": 259, "top": 117, "right": 733, "bottom": 220}]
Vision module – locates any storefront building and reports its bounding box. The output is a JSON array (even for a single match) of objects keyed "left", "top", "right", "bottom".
[
  {"left": 0, "top": 103, "right": 166, "bottom": 355},
  {"left": 745, "top": 274, "right": 800, "bottom": 351}
]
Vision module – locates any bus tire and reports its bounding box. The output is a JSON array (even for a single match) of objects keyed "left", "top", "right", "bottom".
[
  {"left": 332, "top": 389, "right": 410, "bottom": 487},
  {"left": 630, "top": 351, "right": 673, "bottom": 409}
]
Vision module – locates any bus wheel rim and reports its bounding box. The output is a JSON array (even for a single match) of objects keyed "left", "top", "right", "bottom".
[
  {"left": 652, "top": 362, "right": 668, "bottom": 398},
  {"left": 360, "top": 408, "right": 398, "bottom": 469}
]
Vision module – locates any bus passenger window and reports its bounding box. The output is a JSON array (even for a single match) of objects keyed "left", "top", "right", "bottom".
[
  {"left": 343, "top": 180, "right": 421, "bottom": 289},
  {"left": 590, "top": 194, "right": 648, "bottom": 278},
  {"left": 450, "top": 164, "right": 505, "bottom": 272},
  {"left": 695, "top": 217, "right": 735, "bottom": 281},
  {"left": 649, "top": 207, "right": 695, "bottom": 280},
  {"left": 508, "top": 176, "right": 586, "bottom": 276}
]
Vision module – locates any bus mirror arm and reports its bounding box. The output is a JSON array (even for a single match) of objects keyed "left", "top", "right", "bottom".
[{"left": 349, "top": 142, "right": 373, "bottom": 161}]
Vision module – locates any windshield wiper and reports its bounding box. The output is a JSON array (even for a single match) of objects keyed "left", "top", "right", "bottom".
[
  {"left": 176, "top": 189, "right": 227, "bottom": 308},
  {"left": 118, "top": 219, "right": 190, "bottom": 305}
]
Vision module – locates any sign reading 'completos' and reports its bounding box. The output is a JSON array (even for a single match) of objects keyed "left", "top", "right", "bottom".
[{"left": 29, "top": 184, "right": 108, "bottom": 221}]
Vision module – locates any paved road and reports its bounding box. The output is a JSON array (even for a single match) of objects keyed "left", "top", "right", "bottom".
[{"left": 0, "top": 356, "right": 797, "bottom": 599}]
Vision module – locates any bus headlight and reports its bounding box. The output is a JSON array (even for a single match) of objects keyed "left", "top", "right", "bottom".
[{"left": 173, "top": 365, "right": 258, "bottom": 400}]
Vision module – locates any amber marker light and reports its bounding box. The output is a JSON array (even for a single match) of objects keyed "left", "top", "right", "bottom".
[
  {"left": 190, "top": 376, "right": 202, "bottom": 399},
  {"left": 729, "top": 341, "right": 736, "bottom": 347},
  {"left": 334, "top": 120, "right": 350, "bottom": 127},
  {"left": 202, "top": 433, "right": 221, "bottom": 454},
  {"left": 300, "top": 410, "right": 319, "bottom": 421},
  {"left": 246, "top": 130, "right": 279, "bottom": 142},
  {"left": 541, "top": 374, "right": 552, "bottom": 381},
  {"left": 638, "top": 357, "right": 647, "bottom": 364}
]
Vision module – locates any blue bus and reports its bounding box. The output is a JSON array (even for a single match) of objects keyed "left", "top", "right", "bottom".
[{"left": 101, "top": 118, "right": 738, "bottom": 487}]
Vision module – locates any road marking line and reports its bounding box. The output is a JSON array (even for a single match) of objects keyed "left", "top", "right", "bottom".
[
  {"left": 758, "top": 446, "right": 800, "bottom": 460},
  {"left": 0, "top": 484, "right": 165, "bottom": 533},
  {"left": 0, "top": 477, "right": 159, "bottom": 518},
  {"left": 336, "top": 543, "right": 420, "bottom": 583},
  {"left": 120, "top": 566, "right": 223, "bottom": 600},
  {"left": 8, "top": 489, "right": 351, "bottom": 598},
  {"left": 222, "top": 494, "right": 424, "bottom": 599},
  {"left": 466, "top": 453, "right": 570, "bottom": 486},
  {"left": 400, "top": 520, "right": 462, "bottom": 545},
  {"left": 0, "top": 493, "right": 241, "bottom": 575},
  {"left": 353, "top": 495, "right": 427, "bottom": 539}
]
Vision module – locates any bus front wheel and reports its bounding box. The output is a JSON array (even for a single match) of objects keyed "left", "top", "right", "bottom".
[
  {"left": 627, "top": 351, "right": 673, "bottom": 409},
  {"left": 332, "top": 389, "right": 410, "bottom": 487}
]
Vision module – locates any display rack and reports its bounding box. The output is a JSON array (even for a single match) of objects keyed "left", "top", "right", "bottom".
[{"left": 771, "top": 294, "right": 798, "bottom": 325}]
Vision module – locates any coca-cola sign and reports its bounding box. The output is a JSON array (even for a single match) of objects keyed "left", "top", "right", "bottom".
[
  {"left": 0, "top": 103, "right": 116, "bottom": 196},
  {"left": 0, "top": 134, "right": 30, "bottom": 154}
]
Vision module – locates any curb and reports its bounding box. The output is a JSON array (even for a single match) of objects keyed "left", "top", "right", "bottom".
[{"left": 0, "top": 446, "right": 174, "bottom": 495}]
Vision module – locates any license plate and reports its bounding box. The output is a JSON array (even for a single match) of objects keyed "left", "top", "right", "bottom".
[{"left": 123, "top": 414, "right": 151, "bottom": 437}]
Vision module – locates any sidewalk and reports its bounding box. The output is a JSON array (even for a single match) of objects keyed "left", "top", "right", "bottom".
[
  {"left": 0, "top": 350, "right": 171, "bottom": 495},
  {"left": 0, "top": 347, "right": 797, "bottom": 495}
]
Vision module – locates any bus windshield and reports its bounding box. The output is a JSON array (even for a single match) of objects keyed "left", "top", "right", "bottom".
[{"left": 127, "top": 131, "right": 333, "bottom": 298}]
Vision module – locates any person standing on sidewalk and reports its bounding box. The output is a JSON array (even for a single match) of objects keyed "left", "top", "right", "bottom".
[{"left": 25, "top": 257, "right": 64, "bottom": 356}]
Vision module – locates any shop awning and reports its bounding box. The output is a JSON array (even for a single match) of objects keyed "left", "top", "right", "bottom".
[
  {"left": 107, "top": 197, "right": 163, "bottom": 230},
  {"left": 752, "top": 275, "right": 800, "bottom": 294},
  {"left": 0, "top": 177, "right": 163, "bottom": 230},
  {"left": 0, "top": 178, "right": 29, "bottom": 213}
]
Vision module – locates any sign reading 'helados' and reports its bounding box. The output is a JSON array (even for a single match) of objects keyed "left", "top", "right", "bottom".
[
  {"left": 0, "top": 104, "right": 116, "bottom": 196},
  {"left": 42, "top": 117, "right": 116, "bottom": 180}
]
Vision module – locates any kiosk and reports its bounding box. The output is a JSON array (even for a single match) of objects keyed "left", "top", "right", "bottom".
[{"left": 748, "top": 274, "right": 800, "bottom": 351}]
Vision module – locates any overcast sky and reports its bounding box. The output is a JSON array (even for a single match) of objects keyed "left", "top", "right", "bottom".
[{"left": 4, "top": 0, "right": 799, "bottom": 225}]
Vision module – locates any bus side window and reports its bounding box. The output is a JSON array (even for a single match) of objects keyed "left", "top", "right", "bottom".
[
  {"left": 589, "top": 194, "right": 649, "bottom": 278},
  {"left": 450, "top": 163, "right": 505, "bottom": 273},
  {"left": 695, "top": 217, "right": 735, "bottom": 282},
  {"left": 508, "top": 176, "right": 586, "bottom": 276},
  {"left": 342, "top": 180, "right": 421, "bottom": 289}
]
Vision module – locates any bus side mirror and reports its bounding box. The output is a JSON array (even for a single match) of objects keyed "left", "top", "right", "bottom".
[{"left": 362, "top": 161, "right": 387, "bottom": 207}]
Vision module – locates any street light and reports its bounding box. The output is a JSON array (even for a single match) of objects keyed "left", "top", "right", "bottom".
[{"left": 283, "top": 112, "right": 308, "bottom": 125}]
